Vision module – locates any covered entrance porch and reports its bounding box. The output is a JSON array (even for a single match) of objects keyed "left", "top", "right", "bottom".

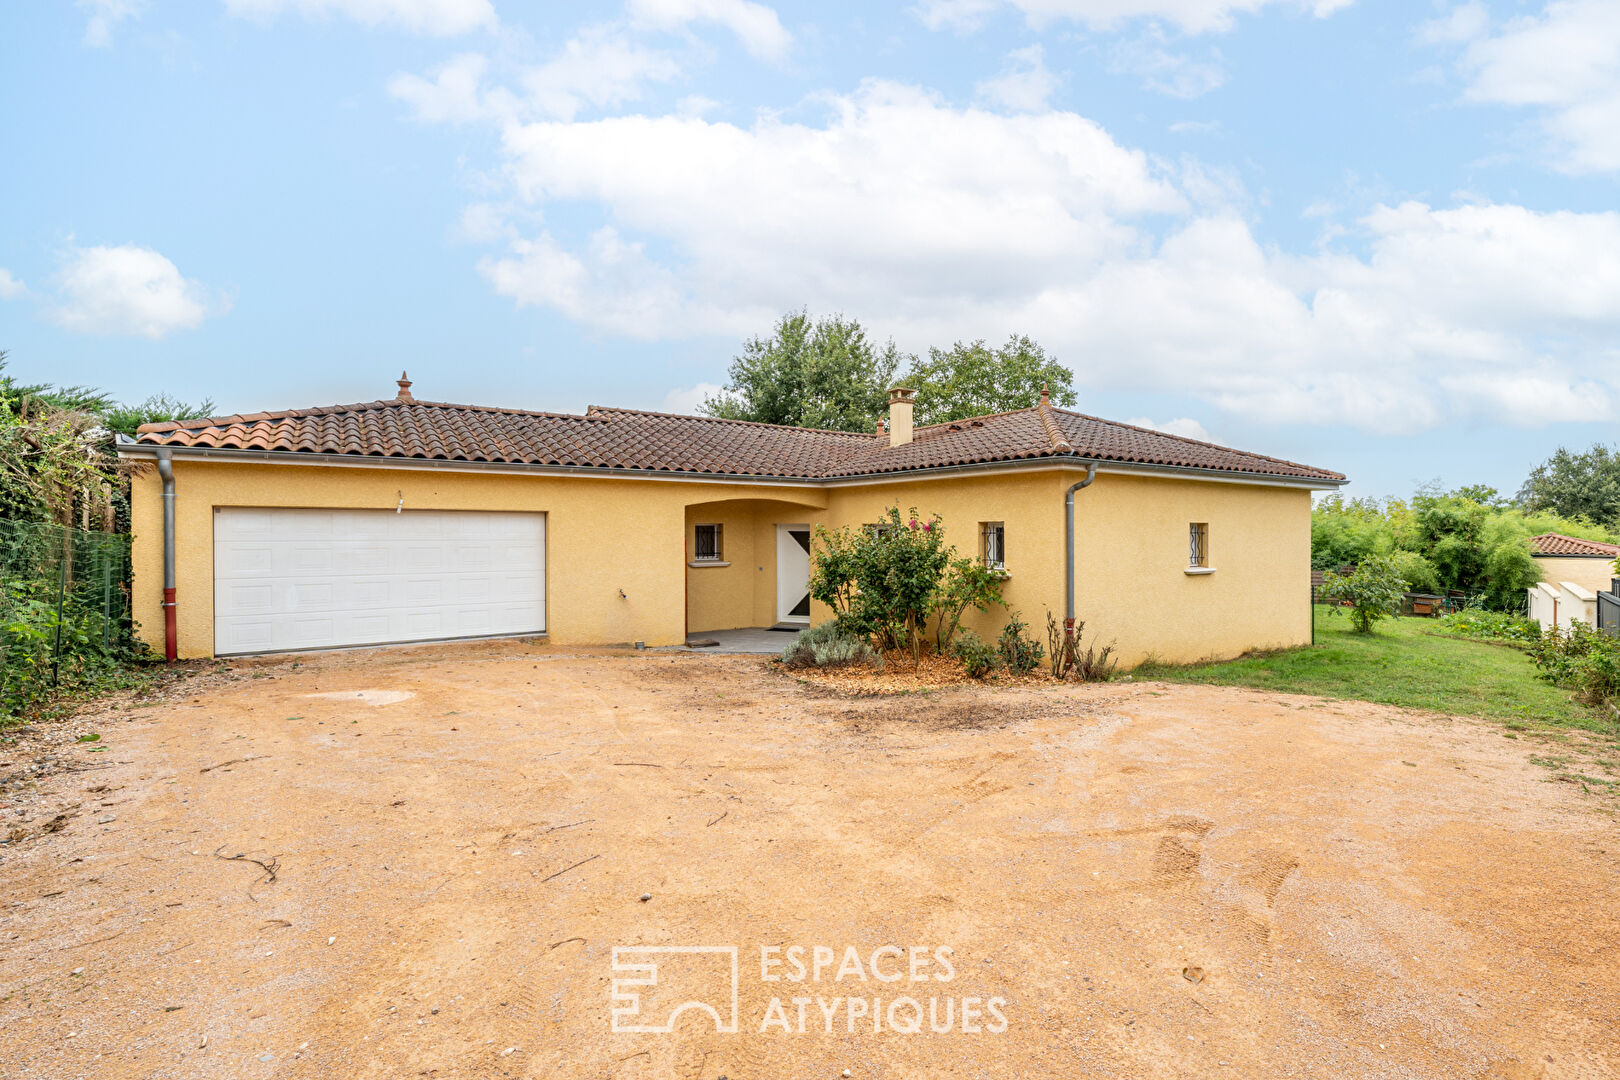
[{"left": 683, "top": 497, "right": 823, "bottom": 640}]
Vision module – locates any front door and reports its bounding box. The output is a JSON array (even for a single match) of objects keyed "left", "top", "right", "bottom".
[{"left": 776, "top": 525, "right": 812, "bottom": 625}]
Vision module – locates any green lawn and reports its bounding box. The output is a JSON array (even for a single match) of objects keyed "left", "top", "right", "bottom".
[{"left": 1136, "top": 607, "right": 1609, "bottom": 731}]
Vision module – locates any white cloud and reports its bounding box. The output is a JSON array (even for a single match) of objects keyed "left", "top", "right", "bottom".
[
  {"left": 520, "top": 26, "right": 682, "bottom": 120},
  {"left": 390, "top": 29, "right": 680, "bottom": 124},
  {"left": 1444, "top": 0, "right": 1620, "bottom": 173},
  {"left": 660, "top": 381, "right": 725, "bottom": 414},
  {"left": 975, "top": 45, "right": 1060, "bottom": 111},
  {"left": 485, "top": 80, "right": 1182, "bottom": 335},
  {"left": 627, "top": 0, "right": 792, "bottom": 61},
  {"left": 422, "top": 73, "right": 1620, "bottom": 433},
  {"left": 389, "top": 52, "right": 496, "bottom": 123},
  {"left": 0, "top": 269, "right": 25, "bottom": 300},
  {"left": 47, "top": 245, "right": 225, "bottom": 339},
  {"left": 1124, "top": 416, "right": 1213, "bottom": 441},
  {"left": 1107, "top": 33, "right": 1226, "bottom": 98},
  {"left": 223, "top": 0, "right": 495, "bottom": 35},
  {"left": 915, "top": 0, "right": 1351, "bottom": 35},
  {"left": 78, "top": 0, "right": 143, "bottom": 47}
]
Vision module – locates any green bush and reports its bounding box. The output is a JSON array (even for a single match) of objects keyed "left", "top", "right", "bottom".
[
  {"left": 809, "top": 506, "right": 1004, "bottom": 659},
  {"left": 997, "top": 612, "right": 1044, "bottom": 675},
  {"left": 1528, "top": 622, "right": 1620, "bottom": 708},
  {"left": 950, "top": 630, "right": 1002, "bottom": 679},
  {"left": 1319, "top": 556, "right": 1409, "bottom": 633},
  {"left": 780, "top": 621, "right": 882, "bottom": 671},
  {"left": 1435, "top": 607, "right": 1540, "bottom": 643},
  {"left": 1388, "top": 550, "right": 1440, "bottom": 595}
]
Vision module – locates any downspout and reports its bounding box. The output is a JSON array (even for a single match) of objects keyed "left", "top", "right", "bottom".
[
  {"left": 156, "top": 449, "right": 177, "bottom": 663},
  {"left": 1064, "top": 462, "right": 1098, "bottom": 659}
]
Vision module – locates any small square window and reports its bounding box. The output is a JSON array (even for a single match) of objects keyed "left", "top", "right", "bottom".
[
  {"left": 982, "top": 521, "right": 1006, "bottom": 569},
  {"left": 1189, "top": 522, "right": 1209, "bottom": 568},
  {"left": 693, "top": 523, "right": 723, "bottom": 561}
]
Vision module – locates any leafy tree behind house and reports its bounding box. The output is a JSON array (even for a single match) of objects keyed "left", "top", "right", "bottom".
[
  {"left": 102, "top": 393, "right": 216, "bottom": 438},
  {"left": 1518, "top": 444, "right": 1620, "bottom": 527},
  {"left": 905, "top": 335, "right": 1076, "bottom": 426},
  {"left": 701, "top": 311, "right": 903, "bottom": 432},
  {"left": 1311, "top": 485, "right": 1614, "bottom": 612}
]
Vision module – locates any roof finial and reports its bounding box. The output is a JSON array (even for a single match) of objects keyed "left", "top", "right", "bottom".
[
  {"left": 1039, "top": 382, "right": 1050, "bottom": 406},
  {"left": 396, "top": 371, "right": 413, "bottom": 401}
]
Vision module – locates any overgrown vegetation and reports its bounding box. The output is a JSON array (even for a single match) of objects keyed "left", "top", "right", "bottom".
[
  {"left": 1312, "top": 483, "right": 1618, "bottom": 612},
  {"left": 1434, "top": 607, "right": 1541, "bottom": 644},
  {"left": 0, "top": 351, "right": 212, "bottom": 719},
  {"left": 1528, "top": 622, "right": 1620, "bottom": 713}
]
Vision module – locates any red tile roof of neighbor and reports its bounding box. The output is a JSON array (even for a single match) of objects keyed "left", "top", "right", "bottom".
[
  {"left": 1529, "top": 533, "right": 1620, "bottom": 557},
  {"left": 132, "top": 390, "right": 1346, "bottom": 484}
]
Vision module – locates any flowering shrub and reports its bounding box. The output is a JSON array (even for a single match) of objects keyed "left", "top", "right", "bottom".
[{"left": 808, "top": 506, "right": 992, "bottom": 659}]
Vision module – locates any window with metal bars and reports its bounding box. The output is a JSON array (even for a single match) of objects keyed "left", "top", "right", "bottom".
[
  {"left": 982, "top": 521, "right": 1006, "bottom": 569},
  {"left": 1189, "top": 522, "right": 1209, "bottom": 568},
  {"left": 693, "top": 523, "right": 723, "bottom": 561}
]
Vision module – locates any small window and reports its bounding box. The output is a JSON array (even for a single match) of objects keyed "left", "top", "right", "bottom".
[
  {"left": 1189, "top": 523, "right": 1209, "bottom": 568},
  {"left": 982, "top": 522, "right": 1006, "bottom": 569},
  {"left": 693, "top": 523, "right": 723, "bottom": 562}
]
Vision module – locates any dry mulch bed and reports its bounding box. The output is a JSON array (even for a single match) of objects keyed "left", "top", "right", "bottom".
[{"left": 781, "top": 649, "right": 1067, "bottom": 695}]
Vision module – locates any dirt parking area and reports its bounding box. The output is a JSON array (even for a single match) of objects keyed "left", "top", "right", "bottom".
[{"left": 1, "top": 641, "right": 1617, "bottom": 1079}]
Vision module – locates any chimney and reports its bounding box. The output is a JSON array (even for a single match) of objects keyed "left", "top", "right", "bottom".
[
  {"left": 396, "top": 371, "right": 413, "bottom": 401},
  {"left": 888, "top": 386, "right": 915, "bottom": 447}
]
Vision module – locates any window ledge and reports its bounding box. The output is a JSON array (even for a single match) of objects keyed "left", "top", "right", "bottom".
[
  {"left": 688, "top": 560, "right": 731, "bottom": 568},
  {"left": 1184, "top": 566, "right": 1217, "bottom": 576}
]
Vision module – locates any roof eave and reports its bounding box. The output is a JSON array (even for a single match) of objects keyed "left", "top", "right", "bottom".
[{"left": 119, "top": 439, "right": 1346, "bottom": 489}]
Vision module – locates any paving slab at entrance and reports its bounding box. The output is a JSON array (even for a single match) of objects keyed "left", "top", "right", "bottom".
[{"left": 679, "top": 627, "right": 799, "bottom": 653}]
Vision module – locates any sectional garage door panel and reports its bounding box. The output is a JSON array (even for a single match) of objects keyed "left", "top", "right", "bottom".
[{"left": 213, "top": 508, "right": 545, "bottom": 655}]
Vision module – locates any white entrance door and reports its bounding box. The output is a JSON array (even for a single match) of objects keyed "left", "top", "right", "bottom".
[
  {"left": 776, "top": 524, "right": 812, "bottom": 625},
  {"left": 213, "top": 507, "right": 545, "bottom": 655}
]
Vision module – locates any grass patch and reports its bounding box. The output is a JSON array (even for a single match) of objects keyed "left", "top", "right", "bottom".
[{"left": 1136, "top": 607, "right": 1611, "bottom": 731}]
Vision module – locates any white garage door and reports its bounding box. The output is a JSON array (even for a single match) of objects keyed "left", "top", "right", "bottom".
[{"left": 213, "top": 508, "right": 545, "bottom": 655}]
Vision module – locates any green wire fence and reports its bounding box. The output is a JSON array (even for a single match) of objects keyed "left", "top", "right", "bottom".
[{"left": 0, "top": 519, "right": 141, "bottom": 717}]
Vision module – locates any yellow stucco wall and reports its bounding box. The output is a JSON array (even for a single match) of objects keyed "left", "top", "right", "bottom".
[
  {"left": 1535, "top": 555, "right": 1618, "bottom": 598},
  {"left": 131, "top": 457, "right": 1311, "bottom": 665},
  {"left": 820, "top": 468, "right": 1312, "bottom": 666},
  {"left": 129, "top": 460, "right": 824, "bottom": 658},
  {"left": 683, "top": 499, "right": 825, "bottom": 633}
]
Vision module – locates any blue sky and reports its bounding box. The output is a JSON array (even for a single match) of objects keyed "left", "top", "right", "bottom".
[{"left": 3, "top": 0, "right": 1617, "bottom": 499}]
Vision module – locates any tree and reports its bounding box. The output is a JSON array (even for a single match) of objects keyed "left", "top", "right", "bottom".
[
  {"left": 102, "top": 394, "right": 216, "bottom": 438},
  {"left": 0, "top": 350, "right": 113, "bottom": 415},
  {"left": 905, "top": 335, "right": 1075, "bottom": 426},
  {"left": 1518, "top": 444, "right": 1620, "bottom": 527},
  {"left": 701, "top": 311, "right": 904, "bottom": 432},
  {"left": 1319, "top": 556, "right": 1408, "bottom": 633}
]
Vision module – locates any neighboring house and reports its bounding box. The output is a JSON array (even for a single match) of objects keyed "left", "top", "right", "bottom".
[
  {"left": 1527, "top": 533, "right": 1620, "bottom": 632},
  {"left": 117, "top": 376, "right": 1346, "bottom": 665}
]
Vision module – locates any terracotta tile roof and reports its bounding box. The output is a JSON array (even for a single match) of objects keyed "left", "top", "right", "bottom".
[
  {"left": 1529, "top": 533, "right": 1620, "bottom": 557},
  {"left": 132, "top": 394, "right": 1345, "bottom": 484}
]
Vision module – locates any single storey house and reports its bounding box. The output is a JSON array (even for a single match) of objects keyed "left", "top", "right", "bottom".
[
  {"left": 117, "top": 375, "right": 1345, "bottom": 666},
  {"left": 1526, "top": 533, "right": 1620, "bottom": 631}
]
